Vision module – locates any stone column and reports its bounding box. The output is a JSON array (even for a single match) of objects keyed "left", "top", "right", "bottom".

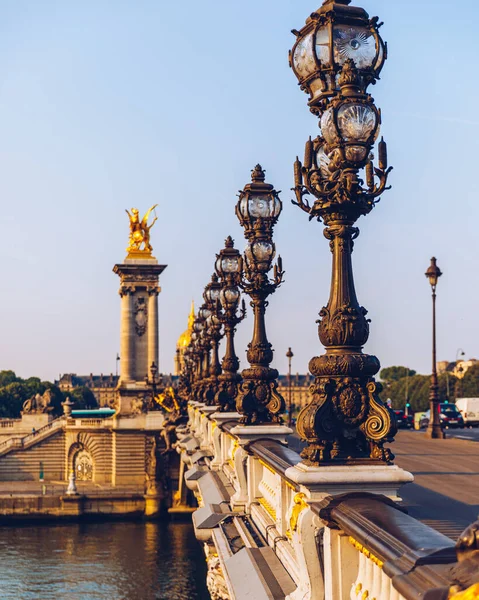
[
  {"left": 148, "top": 288, "right": 159, "bottom": 372},
  {"left": 120, "top": 288, "right": 134, "bottom": 383}
]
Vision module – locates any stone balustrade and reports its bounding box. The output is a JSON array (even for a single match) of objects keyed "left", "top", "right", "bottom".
[
  {"left": 176, "top": 401, "right": 478, "bottom": 600},
  {"left": 0, "top": 417, "right": 67, "bottom": 455},
  {"left": 0, "top": 420, "right": 19, "bottom": 428}
]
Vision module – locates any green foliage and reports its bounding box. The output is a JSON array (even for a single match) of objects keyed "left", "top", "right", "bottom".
[
  {"left": 459, "top": 364, "right": 479, "bottom": 398},
  {"left": 381, "top": 366, "right": 458, "bottom": 412},
  {"left": 380, "top": 366, "right": 416, "bottom": 385},
  {"left": 0, "top": 371, "right": 69, "bottom": 418},
  {"left": 43, "top": 383, "right": 66, "bottom": 414},
  {"left": 0, "top": 370, "right": 18, "bottom": 387},
  {"left": 68, "top": 387, "right": 98, "bottom": 410}
]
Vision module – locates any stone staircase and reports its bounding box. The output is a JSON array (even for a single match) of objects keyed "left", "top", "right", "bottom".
[{"left": 0, "top": 417, "right": 67, "bottom": 457}]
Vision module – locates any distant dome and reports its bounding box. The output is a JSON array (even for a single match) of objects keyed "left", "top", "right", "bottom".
[{"left": 176, "top": 301, "right": 195, "bottom": 350}]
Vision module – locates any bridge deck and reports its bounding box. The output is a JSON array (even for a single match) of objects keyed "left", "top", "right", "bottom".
[{"left": 391, "top": 430, "right": 479, "bottom": 540}]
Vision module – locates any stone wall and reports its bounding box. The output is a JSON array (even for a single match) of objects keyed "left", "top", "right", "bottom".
[
  {"left": 0, "top": 431, "right": 65, "bottom": 481},
  {"left": 113, "top": 431, "right": 146, "bottom": 485}
]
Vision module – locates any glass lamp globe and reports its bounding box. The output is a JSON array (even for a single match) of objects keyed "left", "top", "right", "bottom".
[
  {"left": 252, "top": 240, "right": 275, "bottom": 263},
  {"left": 236, "top": 165, "right": 282, "bottom": 235},
  {"left": 220, "top": 286, "right": 240, "bottom": 310},
  {"left": 425, "top": 257, "right": 442, "bottom": 288},
  {"left": 199, "top": 306, "right": 211, "bottom": 320},
  {"left": 207, "top": 287, "right": 221, "bottom": 303},
  {"left": 215, "top": 237, "right": 242, "bottom": 280},
  {"left": 222, "top": 256, "right": 240, "bottom": 273},
  {"left": 337, "top": 103, "right": 378, "bottom": 142},
  {"left": 290, "top": 1, "right": 386, "bottom": 109}
]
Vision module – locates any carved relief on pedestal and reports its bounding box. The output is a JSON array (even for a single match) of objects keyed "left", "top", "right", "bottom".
[
  {"left": 134, "top": 296, "right": 148, "bottom": 336},
  {"left": 107, "top": 394, "right": 119, "bottom": 411},
  {"left": 130, "top": 394, "right": 147, "bottom": 415},
  {"left": 204, "top": 543, "right": 230, "bottom": 600}
]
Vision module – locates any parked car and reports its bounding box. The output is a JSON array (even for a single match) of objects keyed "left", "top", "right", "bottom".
[
  {"left": 455, "top": 398, "right": 479, "bottom": 427},
  {"left": 393, "top": 410, "right": 413, "bottom": 429},
  {"left": 419, "top": 403, "right": 465, "bottom": 429}
]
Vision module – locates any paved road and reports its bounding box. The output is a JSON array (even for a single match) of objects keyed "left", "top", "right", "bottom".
[
  {"left": 432, "top": 426, "right": 479, "bottom": 443},
  {"left": 392, "top": 430, "right": 479, "bottom": 540},
  {"left": 289, "top": 430, "right": 479, "bottom": 540}
]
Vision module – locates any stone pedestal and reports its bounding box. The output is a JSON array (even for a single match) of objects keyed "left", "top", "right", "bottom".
[
  {"left": 230, "top": 424, "right": 293, "bottom": 446},
  {"left": 285, "top": 462, "right": 413, "bottom": 503},
  {"left": 113, "top": 255, "right": 167, "bottom": 415}
]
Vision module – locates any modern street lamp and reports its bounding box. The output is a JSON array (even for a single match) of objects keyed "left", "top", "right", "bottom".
[
  {"left": 215, "top": 237, "right": 246, "bottom": 412},
  {"left": 425, "top": 257, "right": 444, "bottom": 439},
  {"left": 290, "top": 0, "right": 396, "bottom": 464},
  {"left": 286, "top": 347, "right": 294, "bottom": 427},
  {"left": 235, "top": 165, "right": 285, "bottom": 425}
]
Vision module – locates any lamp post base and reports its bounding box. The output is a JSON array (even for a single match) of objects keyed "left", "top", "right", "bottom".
[{"left": 425, "top": 424, "right": 445, "bottom": 439}]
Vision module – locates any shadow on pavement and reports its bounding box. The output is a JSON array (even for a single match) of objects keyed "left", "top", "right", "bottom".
[{"left": 400, "top": 482, "right": 478, "bottom": 540}]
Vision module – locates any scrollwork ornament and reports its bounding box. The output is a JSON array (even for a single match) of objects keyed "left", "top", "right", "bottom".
[
  {"left": 236, "top": 377, "right": 284, "bottom": 425},
  {"left": 361, "top": 381, "right": 396, "bottom": 462},
  {"left": 215, "top": 380, "right": 239, "bottom": 413},
  {"left": 134, "top": 296, "right": 148, "bottom": 336}
]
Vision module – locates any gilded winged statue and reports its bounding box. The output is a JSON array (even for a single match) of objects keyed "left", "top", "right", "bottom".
[{"left": 126, "top": 205, "right": 158, "bottom": 253}]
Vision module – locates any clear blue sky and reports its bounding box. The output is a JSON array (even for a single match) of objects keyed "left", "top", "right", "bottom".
[{"left": 0, "top": 0, "right": 478, "bottom": 382}]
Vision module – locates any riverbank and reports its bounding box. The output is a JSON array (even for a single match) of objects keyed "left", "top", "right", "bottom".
[{"left": 0, "top": 481, "right": 195, "bottom": 522}]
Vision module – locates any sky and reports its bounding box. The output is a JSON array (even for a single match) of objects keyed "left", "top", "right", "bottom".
[{"left": 0, "top": 0, "right": 478, "bottom": 382}]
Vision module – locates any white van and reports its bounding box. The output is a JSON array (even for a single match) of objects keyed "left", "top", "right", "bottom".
[{"left": 455, "top": 398, "right": 479, "bottom": 426}]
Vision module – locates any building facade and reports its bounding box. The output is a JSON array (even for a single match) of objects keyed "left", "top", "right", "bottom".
[{"left": 56, "top": 373, "right": 119, "bottom": 408}]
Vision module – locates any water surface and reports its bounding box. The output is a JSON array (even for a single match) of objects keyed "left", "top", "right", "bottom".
[{"left": 0, "top": 520, "right": 210, "bottom": 600}]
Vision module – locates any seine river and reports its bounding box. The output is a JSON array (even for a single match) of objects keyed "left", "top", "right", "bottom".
[{"left": 0, "top": 521, "right": 210, "bottom": 600}]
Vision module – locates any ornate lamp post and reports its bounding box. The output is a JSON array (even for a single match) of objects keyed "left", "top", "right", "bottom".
[
  {"left": 145, "top": 361, "right": 162, "bottom": 409},
  {"left": 203, "top": 274, "right": 223, "bottom": 405},
  {"left": 235, "top": 165, "right": 285, "bottom": 425},
  {"left": 191, "top": 312, "right": 207, "bottom": 402},
  {"left": 289, "top": 0, "right": 396, "bottom": 464},
  {"left": 197, "top": 305, "right": 212, "bottom": 404},
  {"left": 425, "top": 257, "right": 445, "bottom": 439},
  {"left": 286, "top": 347, "right": 294, "bottom": 427},
  {"left": 214, "top": 237, "right": 246, "bottom": 412}
]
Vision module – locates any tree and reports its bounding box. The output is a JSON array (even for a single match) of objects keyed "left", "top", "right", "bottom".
[
  {"left": 382, "top": 371, "right": 455, "bottom": 413},
  {"left": 0, "top": 370, "right": 18, "bottom": 387},
  {"left": 460, "top": 364, "right": 479, "bottom": 398},
  {"left": 0, "top": 375, "right": 68, "bottom": 418},
  {"left": 380, "top": 366, "right": 416, "bottom": 385},
  {"left": 43, "top": 384, "right": 66, "bottom": 415},
  {"left": 0, "top": 382, "right": 31, "bottom": 418},
  {"left": 68, "top": 387, "right": 98, "bottom": 410}
]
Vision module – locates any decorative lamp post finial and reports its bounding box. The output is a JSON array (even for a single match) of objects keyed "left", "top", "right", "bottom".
[{"left": 251, "top": 164, "right": 266, "bottom": 183}]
